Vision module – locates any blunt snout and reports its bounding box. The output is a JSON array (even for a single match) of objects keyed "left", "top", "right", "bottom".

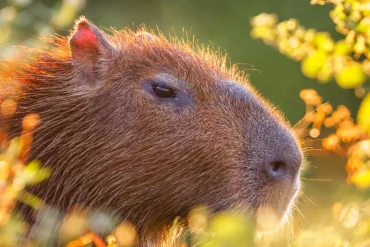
[
  {"left": 224, "top": 80, "right": 303, "bottom": 182},
  {"left": 262, "top": 135, "right": 302, "bottom": 182}
]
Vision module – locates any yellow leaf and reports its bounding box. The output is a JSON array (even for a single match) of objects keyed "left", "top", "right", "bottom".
[
  {"left": 301, "top": 51, "right": 328, "bottom": 79},
  {"left": 357, "top": 93, "right": 370, "bottom": 134},
  {"left": 314, "top": 32, "right": 334, "bottom": 52},
  {"left": 351, "top": 169, "right": 370, "bottom": 189},
  {"left": 335, "top": 62, "right": 366, "bottom": 89},
  {"left": 334, "top": 40, "right": 351, "bottom": 55}
]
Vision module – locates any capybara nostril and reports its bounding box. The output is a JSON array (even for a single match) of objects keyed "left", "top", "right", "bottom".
[
  {"left": 264, "top": 151, "right": 302, "bottom": 181},
  {"left": 264, "top": 161, "right": 287, "bottom": 180}
]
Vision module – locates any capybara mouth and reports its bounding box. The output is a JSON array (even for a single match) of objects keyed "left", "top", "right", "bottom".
[{"left": 255, "top": 181, "right": 300, "bottom": 232}]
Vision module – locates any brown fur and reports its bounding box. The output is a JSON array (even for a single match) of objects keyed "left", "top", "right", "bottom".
[{"left": 1, "top": 17, "right": 302, "bottom": 246}]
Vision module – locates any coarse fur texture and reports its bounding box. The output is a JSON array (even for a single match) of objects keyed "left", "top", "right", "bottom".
[{"left": 1, "top": 17, "right": 302, "bottom": 246}]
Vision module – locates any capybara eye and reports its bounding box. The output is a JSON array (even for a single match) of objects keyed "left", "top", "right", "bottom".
[{"left": 152, "top": 84, "right": 176, "bottom": 98}]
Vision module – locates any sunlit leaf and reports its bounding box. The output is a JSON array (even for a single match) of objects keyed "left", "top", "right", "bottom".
[
  {"left": 19, "top": 160, "right": 50, "bottom": 185},
  {"left": 201, "top": 213, "right": 254, "bottom": 247},
  {"left": 17, "top": 190, "right": 43, "bottom": 210},
  {"left": 357, "top": 93, "right": 370, "bottom": 134},
  {"left": 314, "top": 32, "right": 334, "bottom": 52},
  {"left": 334, "top": 40, "right": 352, "bottom": 55},
  {"left": 301, "top": 51, "right": 328, "bottom": 79},
  {"left": 5, "top": 138, "right": 21, "bottom": 163},
  {"left": 351, "top": 169, "right": 370, "bottom": 188},
  {"left": 335, "top": 62, "right": 366, "bottom": 89},
  {"left": 357, "top": 17, "right": 370, "bottom": 33}
]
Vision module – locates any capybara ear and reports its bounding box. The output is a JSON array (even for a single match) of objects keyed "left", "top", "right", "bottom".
[{"left": 69, "top": 16, "right": 115, "bottom": 86}]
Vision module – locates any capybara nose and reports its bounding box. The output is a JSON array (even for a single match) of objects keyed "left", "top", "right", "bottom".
[
  {"left": 263, "top": 150, "right": 302, "bottom": 181},
  {"left": 264, "top": 161, "right": 287, "bottom": 180}
]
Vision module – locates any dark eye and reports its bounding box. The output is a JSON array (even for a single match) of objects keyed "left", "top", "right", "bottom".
[{"left": 152, "top": 85, "right": 176, "bottom": 98}]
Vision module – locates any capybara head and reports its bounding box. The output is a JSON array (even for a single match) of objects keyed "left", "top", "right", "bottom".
[{"left": 4, "top": 17, "right": 302, "bottom": 242}]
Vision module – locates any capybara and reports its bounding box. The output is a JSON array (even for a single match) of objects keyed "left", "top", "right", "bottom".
[{"left": 1, "top": 17, "right": 302, "bottom": 246}]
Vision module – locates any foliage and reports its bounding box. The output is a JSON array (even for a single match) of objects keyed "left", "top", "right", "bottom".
[
  {"left": 250, "top": 0, "right": 370, "bottom": 246},
  {"left": 0, "top": 0, "right": 85, "bottom": 60},
  {"left": 251, "top": 0, "right": 370, "bottom": 189},
  {"left": 0, "top": 101, "right": 50, "bottom": 246},
  {"left": 251, "top": 0, "right": 370, "bottom": 90}
]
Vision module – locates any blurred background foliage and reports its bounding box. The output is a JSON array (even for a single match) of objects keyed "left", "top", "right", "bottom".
[{"left": 1, "top": 0, "right": 370, "bottom": 246}]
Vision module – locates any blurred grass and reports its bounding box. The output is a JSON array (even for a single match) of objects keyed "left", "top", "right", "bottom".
[{"left": 0, "top": 0, "right": 85, "bottom": 60}]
